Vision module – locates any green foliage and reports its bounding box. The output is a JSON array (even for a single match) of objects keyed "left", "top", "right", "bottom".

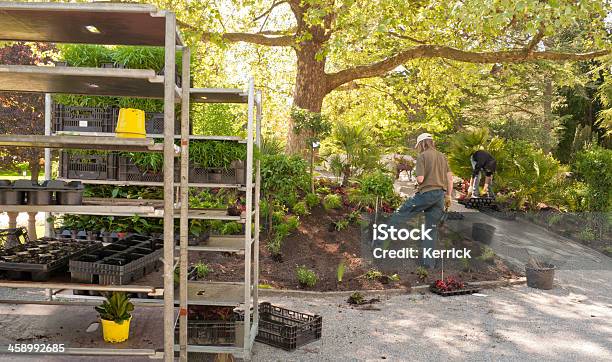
[
  {"left": 578, "top": 227, "right": 597, "bottom": 242},
  {"left": 447, "top": 128, "right": 507, "bottom": 180},
  {"left": 503, "top": 141, "right": 565, "bottom": 210},
  {"left": 189, "top": 141, "right": 247, "bottom": 169},
  {"left": 334, "top": 219, "right": 349, "bottom": 231},
  {"left": 573, "top": 146, "right": 612, "bottom": 212},
  {"left": 59, "top": 44, "right": 113, "bottom": 67},
  {"left": 296, "top": 265, "right": 318, "bottom": 287},
  {"left": 365, "top": 269, "right": 383, "bottom": 280},
  {"left": 337, "top": 261, "right": 346, "bottom": 283},
  {"left": 349, "top": 171, "right": 395, "bottom": 208},
  {"left": 460, "top": 257, "right": 472, "bottom": 272},
  {"left": 271, "top": 209, "right": 286, "bottom": 224},
  {"left": 192, "top": 104, "right": 244, "bottom": 137},
  {"left": 415, "top": 266, "right": 428, "bottom": 280},
  {"left": 291, "top": 107, "right": 332, "bottom": 144},
  {"left": 477, "top": 247, "right": 496, "bottom": 263},
  {"left": 305, "top": 193, "right": 320, "bottom": 208},
  {"left": 323, "top": 194, "right": 342, "bottom": 210},
  {"left": 285, "top": 215, "right": 300, "bottom": 232},
  {"left": 122, "top": 152, "right": 164, "bottom": 173},
  {"left": 220, "top": 221, "right": 242, "bottom": 235},
  {"left": 95, "top": 292, "right": 134, "bottom": 324},
  {"left": 261, "top": 154, "right": 309, "bottom": 208},
  {"left": 194, "top": 262, "right": 212, "bottom": 279},
  {"left": 292, "top": 201, "right": 309, "bottom": 216}
]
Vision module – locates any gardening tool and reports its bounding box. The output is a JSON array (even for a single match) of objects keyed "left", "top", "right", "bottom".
[{"left": 115, "top": 108, "right": 146, "bottom": 138}]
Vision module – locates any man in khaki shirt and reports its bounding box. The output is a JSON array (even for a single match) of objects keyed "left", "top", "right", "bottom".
[{"left": 389, "top": 133, "right": 453, "bottom": 268}]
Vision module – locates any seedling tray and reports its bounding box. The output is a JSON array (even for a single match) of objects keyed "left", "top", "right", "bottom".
[
  {"left": 256, "top": 302, "right": 322, "bottom": 351},
  {"left": 459, "top": 197, "right": 495, "bottom": 209},
  {"left": 429, "top": 284, "right": 480, "bottom": 297},
  {"left": 60, "top": 151, "right": 118, "bottom": 180},
  {"left": 0, "top": 239, "right": 101, "bottom": 281},
  {"left": 69, "top": 235, "right": 163, "bottom": 285}
]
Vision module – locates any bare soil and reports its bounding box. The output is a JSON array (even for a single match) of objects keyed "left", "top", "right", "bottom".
[{"left": 192, "top": 206, "right": 519, "bottom": 291}]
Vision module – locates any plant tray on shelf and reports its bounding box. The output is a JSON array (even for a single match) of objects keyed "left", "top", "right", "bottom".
[
  {"left": 69, "top": 234, "right": 163, "bottom": 286},
  {"left": 53, "top": 104, "right": 118, "bottom": 133},
  {"left": 429, "top": 284, "right": 480, "bottom": 297},
  {"left": 0, "top": 238, "right": 102, "bottom": 281},
  {"left": 256, "top": 302, "right": 322, "bottom": 351},
  {"left": 117, "top": 156, "right": 180, "bottom": 183},
  {"left": 60, "top": 151, "right": 118, "bottom": 180}
]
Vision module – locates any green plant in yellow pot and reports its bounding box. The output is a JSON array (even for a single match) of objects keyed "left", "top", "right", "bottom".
[{"left": 95, "top": 292, "right": 134, "bottom": 343}]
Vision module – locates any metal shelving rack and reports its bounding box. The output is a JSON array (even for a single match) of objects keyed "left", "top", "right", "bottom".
[{"left": 0, "top": 2, "right": 261, "bottom": 360}]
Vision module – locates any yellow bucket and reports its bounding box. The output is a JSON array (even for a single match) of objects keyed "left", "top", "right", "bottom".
[
  {"left": 101, "top": 317, "right": 131, "bottom": 343},
  {"left": 115, "top": 108, "right": 146, "bottom": 138}
]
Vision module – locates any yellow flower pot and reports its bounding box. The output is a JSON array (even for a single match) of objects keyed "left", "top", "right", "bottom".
[
  {"left": 115, "top": 108, "right": 146, "bottom": 138},
  {"left": 101, "top": 316, "right": 131, "bottom": 343}
]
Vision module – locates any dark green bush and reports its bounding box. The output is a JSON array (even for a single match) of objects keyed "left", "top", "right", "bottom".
[{"left": 573, "top": 146, "right": 612, "bottom": 212}]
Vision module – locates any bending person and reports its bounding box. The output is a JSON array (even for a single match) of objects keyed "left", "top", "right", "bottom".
[{"left": 469, "top": 150, "right": 496, "bottom": 198}]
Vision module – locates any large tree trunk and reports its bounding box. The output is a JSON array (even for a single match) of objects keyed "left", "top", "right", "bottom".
[
  {"left": 286, "top": 46, "right": 328, "bottom": 155},
  {"left": 30, "top": 157, "right": 40, "bottom": 182}
]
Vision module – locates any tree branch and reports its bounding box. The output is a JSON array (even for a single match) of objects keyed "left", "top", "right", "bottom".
[
  {"left": 326, "top": 45, "right": 610, "bottom": 91},
  {"left": 200, "top": 31, "right": 295, "bottom": 47},
  {"left": 388, "top": 31, "right": 427, "bottom": 44},
  {"left": 525, "top": 23, "right": 546, "bottom": 54},
  {"left": 254, "top": 0, "right": 289, "bottom": 22}
]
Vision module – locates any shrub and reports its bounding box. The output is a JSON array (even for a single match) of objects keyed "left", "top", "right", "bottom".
[
  {"left": 573, "top": 146, "right": 612, "bottom": 212},
  {"left": 296, "top": 265, "right": 318, "bottom": 287},
  {"left": 349, "top": 171, "right": 395, "bottom": 208},
  {"left": 365, "top": 269, "right": 383, "bottom": 280},
  {"left": 194, "top": 262, "right": 212, "bottom": 279},
  {"left": 285, "top": 215, "right": 300, "bottom": 232},
  {"left": 305, "top": 193, "right": 320, "bottom": 208},
  {"left": 477, "top": 247, "right": 496, "bottom": 263},
  {"left": 447, "top": 128, "right": 507, "bottom": 180},
  {"left": 261, "top": 154, "right": 309, "bottom": 211},
  {"left": 272, "top": 210, "right": 285, "bottom": 224},
  {"left": 220, "top": 222, "right": 242, "bottom": 235},
  {"left": 415, "top": 266, "right": 428, "bottom": 280},
  {"left": 292, "top": 201, "right": 309, "bottom": 216},
  {"left": 334, "top": 219, "right": 349, "bottom": 231},
  {"left": 323, "top": 194, "right": 342, "bottom": 210}
]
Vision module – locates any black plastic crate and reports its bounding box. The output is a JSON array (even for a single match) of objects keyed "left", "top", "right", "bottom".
[
  {"left": 145, "top": 112, "right": 186, "bottom": 135},
  {"left": 53, "top": 104, "right": 117, "bottom": 133},
  {"left": 175, "top": 320, "right": 243, "bottom": 346},
  {"left": 256, "top": 302, "right": 322, "bottom": 351},
  {"left": 60, "top": 151, "right": 118, "bottom": 180},
  {"left": 118, "top": 156, "right": 181, "bottom": 183}
]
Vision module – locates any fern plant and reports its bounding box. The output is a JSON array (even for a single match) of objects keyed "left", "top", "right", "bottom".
[
  {"left": 95, "top": 292, "right": 134, "bottom": 324},
  {"left": 447, "top": 128, "right": 507, "bottom": 181}
]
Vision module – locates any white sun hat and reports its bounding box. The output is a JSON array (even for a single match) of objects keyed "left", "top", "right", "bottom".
[{"left": 415, "top": 133, "right": 433, "bottom": 148}]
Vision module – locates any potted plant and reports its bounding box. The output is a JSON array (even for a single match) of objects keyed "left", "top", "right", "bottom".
[
  {"left": 526, "top": 257, "right": 555, "bottom": 290},
  {"left": 95, "top": 292, "right": 134, "bottom": 343}
]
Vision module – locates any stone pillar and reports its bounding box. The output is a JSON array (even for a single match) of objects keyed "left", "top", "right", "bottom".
[
  {"left": 27, "top": 212, "right": 37, "bottom": 240},
  {"left": 6, "top": 212, "right": 19, "bottom": 248}
]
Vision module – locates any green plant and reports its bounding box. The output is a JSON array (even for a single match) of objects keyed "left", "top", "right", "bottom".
[
  {"left": 305, "top": 193, "right": 319, "bottom": 208},
  {"left": 447, "top": 128, "right": 507, "bottom": 181},
  {"left": 547, "top": 213, "right": 563, "bottom": 227},
  {"left": 189, "top": 141, "right": 247, "bottom": 169},
  {"left": 365, "top": 269, "right": 383, "bottom": 280},
  {"left": 220, "top": 221, "right": 242, "bottom": 235},
  {"left": 272, "top": 210, "right": 286, "bottom": 224},
  {"left": 122, "top": 152, "right": 163, "bottom": 173},
  {"left": 316, "top": 186, "right": 331, "bottom": 195},
  {"left": 415, "top": 266, "right": 428, "bottom": 280},
  {"left": 267, "top": 236, "right": 283, "bottom": 256},
  {"left": 460, "top": 257, "right": 472, "bottom": 272},
  {"left": 323, "top": 194, "right": 342, "bottom": 210},
  {"left": 296, "top": 265, "right": 318, "bottom": 287},
  {"left": 578, "top": 227, "right": 597, "bottom": 242},
  {"left": 477, "top": 247, "right": 496, "bottom": 263},
  {"left": 573, "top": 146, "right": 612, "bottom": 212},
  {"left": 95, "top": 292, "right": 134, "bottom": 324},
  {"left": 337, "top": 261, "right": 346, "bottom": 283},
  {"left": 326, "top": 123, "right": 380, "bottom": 186},
  {"left": 194, "top": 262, "right": 212, "bottom": 279},
  {"left": 389, "top": 273, "right": 400, "bottom": 282},
  {"left": 334, "top": 219, "right": 349, "bottom": 231},
  {"left": 347, "top": 291, "right": 364, "bottom": 304},
  {"left": 285, "top": 215, "right": 300, "bottom": 232},
  {"left": 258, "top": 283, "right": 273, "bottom": 289},
  {"left": 292, "top": 201, "right": 309, "bottom": 216}
]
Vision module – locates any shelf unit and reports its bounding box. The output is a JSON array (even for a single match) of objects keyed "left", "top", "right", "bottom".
[{"left": 0, "top": 2, "right": 261, "bottom": 361}]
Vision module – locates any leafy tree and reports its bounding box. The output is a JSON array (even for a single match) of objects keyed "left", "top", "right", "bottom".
[
  {"left": 170, "top": 0, "right": 610, "bottom": 154},
  {"left": 0, "top": 42, "right": 55, "bottom": 180}
]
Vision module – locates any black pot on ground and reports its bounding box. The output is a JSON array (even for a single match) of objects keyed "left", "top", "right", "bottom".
[
  {"left": 526, "top": 264, "right": 555, "bottom": 290},
  {"left": 472, "top": 223, "right": 496, "bottom": 244}
]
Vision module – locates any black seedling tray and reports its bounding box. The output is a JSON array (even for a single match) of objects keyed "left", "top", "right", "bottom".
[
  {"left": 69, "top": 234, "right": 163, "bottom": 286},
  {"left": 256, "top": 302, "right": 322, "bottom": 351},
  {"left": 429, "top": 284, "right": 480, "bottom": 297},
  {"left": 0, "top": 239, "right": 102, "bottom": 281},
  {"left": 459, "top": 197, "right": 495, "bottom": 209}
]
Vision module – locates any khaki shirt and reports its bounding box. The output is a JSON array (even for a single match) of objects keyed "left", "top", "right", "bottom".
[{"left": 415, "top": 148, "right": 450, "bottom": 193}]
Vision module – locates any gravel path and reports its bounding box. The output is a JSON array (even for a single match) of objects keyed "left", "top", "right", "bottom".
[{"left": 252, "top": 269, "right": 612, "bottom": 361}]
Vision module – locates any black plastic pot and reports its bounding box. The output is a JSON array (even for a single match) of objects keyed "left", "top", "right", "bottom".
[
  {"left": 27, "top": 190, "right": 53, "bottom": 205},
  {"left": 472, "top": 223, "right": 496, "bottom": 244},
  {"left": 227, "top": 206, "right": 241, "bottom": 216},
  {"left": 526, "top": 264, "right": 555, "bottom": 290}
]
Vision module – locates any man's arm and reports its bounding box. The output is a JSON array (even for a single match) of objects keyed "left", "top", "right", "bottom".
[{"left": 447, "top": 171, "right": 453, "bottom": 197}]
